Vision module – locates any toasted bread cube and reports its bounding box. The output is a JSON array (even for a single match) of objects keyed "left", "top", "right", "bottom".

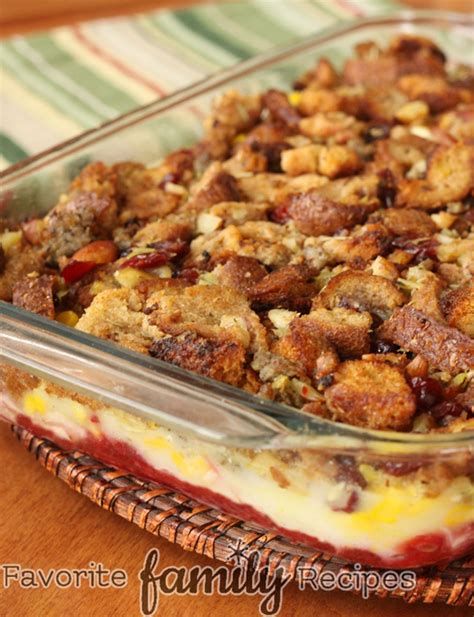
[
  {"left": 187, "top": 166, "right": 241, "bottom": 212},
  {"left": 316, "top": 270, "right": 406, "bottom": 320},
  {"left": 44, "top": 162, "right": 118, "bottom": 261},
  {"left": 318, "top": 145, "right": 361, "bottom": 179},
  {"left": 12, "top": 274, "right": 56, "bottom": 319},
  {"left": 322, "top": 223, "right": 390, "bottom": 265},
  {"left": 0, "top": 243, "right": 44, "bottom": 302},
  {"left": 149, "top": 333, "right": 246, "bottom": 387},
  {"left": 378, "top": 306, "right": 474, "bottom": 374},
  {"left": 325, "top": 360, "right": 416, "bottom": 430},
  {"left": 281, "top": 145, "right": 321, "bottom": 176},
  {"left": 145, "top": 284, "right": 267, "bottom": 353},
  {"left": 397, "top": 75, "right": 460, "bottom": 114},
  {"left": 370, "top": 208, "right": 436, "bottom": 238},
  {"left": 263, "top": 89, "right": 301, "bottom": 129},
  {"left": 409, "top": 273, "right": 445, "bottom": 323},
  {"left": 281, "top": 145, "right": 359, "bottom": 179},
  {"left": 272, "top": 316, "right": 339, "bottom": 381},
  {"left": 298, "top": 88, "right": 342, "bottom": 114},
  {"left": 299, "top": 112, "right": 361, "bottom": 141},
  {"left": 395, "top": 100, "right": 430, "bottom": 124},
  {"left": 283, "top": 191, "right": 369, "bottom": 237},
  {"left": 443, "top": 281, "right": 474, "bottom": 337},
  {"left": 76, "top": 288, "right": 163, "bottom": 353},
  {"left": 307, "top": 307, "right": 372, "bottom": 357},
  {"left": 203, "top": 90, "right": 262, "bottom": 159},
  {"left": 249, "top": 265, "right": 316, "bottom": 312},
  {"left": 207, "top": 201, "right": 270, "bottom": 226},
  {"left": 132, "top": 219, "right": 193, "bottom": 247},
  {"left": 214, "top": 255, "right": 267, "bottom": 296},
  {"left": 395, "top": 144, "right": 474, "bottom": 210},
  {"left": 369, "top": 256, "right": 399, "bottom": 281},
  {"left": 188, "top": 221, "right": 304, "bottom": 269},
  {"left": 437, "top": 238, "right": 474, "bottom": 263}
]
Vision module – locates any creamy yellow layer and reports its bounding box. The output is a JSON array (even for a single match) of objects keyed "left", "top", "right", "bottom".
[{"left": 2, "top": 384, "right": 473, "bottom": 557}]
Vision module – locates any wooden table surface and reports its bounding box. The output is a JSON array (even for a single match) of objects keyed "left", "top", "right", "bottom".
[
  {"left": 0, "top": 0, "right": 472, "bottom": 36},
  {"left": 1, "top": 423, "right": 471, "bottom": 617},
  {"left": 0, "top": 1, "right": 472, "bottom": 616}
]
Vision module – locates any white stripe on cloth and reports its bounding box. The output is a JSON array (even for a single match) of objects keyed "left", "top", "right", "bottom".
[{"left": 11, "top": 37, "right": 121, "bottom": 118}]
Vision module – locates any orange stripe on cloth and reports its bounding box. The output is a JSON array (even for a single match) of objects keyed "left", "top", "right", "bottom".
[{"left": 72, "top": 24, "right": 167, "bottom": 97}]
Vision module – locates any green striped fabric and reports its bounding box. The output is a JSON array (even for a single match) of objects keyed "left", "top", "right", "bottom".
[{"left": 0, "top": 0, "right": 396, "bottom": 169}]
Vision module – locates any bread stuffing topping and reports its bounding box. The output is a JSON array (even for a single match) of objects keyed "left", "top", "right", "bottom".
[
  {"left": 3, "top": 34, "right": 472, "bottom": 433},
  {"left": 1, "top": 34, "right": 473, "bottom": 569}
]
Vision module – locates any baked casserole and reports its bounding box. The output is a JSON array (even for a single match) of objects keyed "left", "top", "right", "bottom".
[{"left": 1, "top": 32, "right": 473, "bottom": 568}]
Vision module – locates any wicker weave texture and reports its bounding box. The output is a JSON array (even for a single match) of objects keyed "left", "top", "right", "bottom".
[{"left": 12, "top": 425, "right": 473, "bottom": 607}]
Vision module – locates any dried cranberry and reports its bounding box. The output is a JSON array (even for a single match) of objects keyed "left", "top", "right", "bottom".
[
  {"left": 158, "top": 172, "right": 181, "bottom": 189},
  {"left": 410, "top": 376, "right": 444, "bottom": 410},
  {"left": 263, "top": 89, "right": 301, "bottom": 130},
  {"left": 120, "top": 240, "right": 188, "bottom": 270},
  {"left": 391, "top": 237, "right": 439, "bottom": 263},
  {"left": 430, "top": 401, "right": 466, "bottom": 426},
  {"left": 330, "top": 489, "right": 359, "bottom": 514},
  {"left": 147, "top": 239, "right": 189, "bottom": 259},
  {"left": 179, "top": 268, "right": 199, "bottom": 284},
  {"left": 392, "top": 238, "right": 411, "bottom": 251},
  {"left": 270, "top": 204, "right": 291, "bottom": 224},
  {"left": 375, "top": 460, "right": 422, "bottom": 476},
  {"left": 119, "top": 251, "right": 169, "bottom": 270},
  {"left": 413, "top": 242, "right": 439, "bottom": 263},
  {"left": 61, "top": 260, "right": 97, "bottom": 283},
  {"left": 443, "top": 384, "right": 462, "bottom": 400},
  {"left": 335, "top": 455, "right": 367, "bottom": 489}
]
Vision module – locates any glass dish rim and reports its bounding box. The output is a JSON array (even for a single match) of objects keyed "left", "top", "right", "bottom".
[{"left": 1, "top": 9, "right": 473, "bottom": 451}]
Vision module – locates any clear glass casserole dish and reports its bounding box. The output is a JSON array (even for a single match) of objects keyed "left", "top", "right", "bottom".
[{"left": 1, "top": 11, "right": 473, "bottom": 569}]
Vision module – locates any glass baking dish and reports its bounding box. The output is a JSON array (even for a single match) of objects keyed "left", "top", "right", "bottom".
[{"left": 1, "top": 11, "right": 473, "bottom": 570}]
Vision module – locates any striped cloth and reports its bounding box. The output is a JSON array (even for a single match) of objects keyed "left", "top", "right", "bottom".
[{"left": 0, "top": 0, "right": 396, "bottom": 170}]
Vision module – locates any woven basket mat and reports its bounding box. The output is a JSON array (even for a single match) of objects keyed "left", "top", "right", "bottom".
[{"left": 12, "top": 425, "right": 473, "bottom": 606}]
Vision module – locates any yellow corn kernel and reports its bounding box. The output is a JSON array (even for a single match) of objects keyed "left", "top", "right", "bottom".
[
  {"left": 70, "top": 402, "right": 88, "bottom": 425},
  {"left": 171, "top": 451, "right": 186, "bottom": 473},
  {"left": 0, "top": 230, "right": 22, "bottom": 252},
  {"left": 189, "top": 456, "right": 211, "bottom": 476},
  {"left": 233, "top": 133, "right": 246, "bottom": 144},
  {"left": 23, "top": 392, "right": 46, "bottom": 416},
  {"left": 143, "top": 435, "right": 171, "bottom": 450},
  {"left": 445, "top": 504, "right": 474, "bottom": 527},
  {"left": 288, "top": 91, "right": 302, "bottom": 107},
  {"left": 56, "top": 310, "right": 79, "bottom": 327}
]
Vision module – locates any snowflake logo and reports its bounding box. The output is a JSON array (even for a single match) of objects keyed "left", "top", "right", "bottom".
[{"left": 227, "top": 539, "right": 257, "bottom": 568}]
